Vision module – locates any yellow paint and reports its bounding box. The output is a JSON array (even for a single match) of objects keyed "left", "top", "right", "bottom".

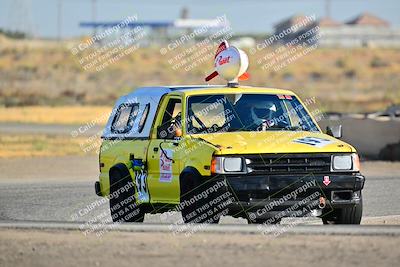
[{"left": 98, "top": 86, "right": 358, "bottom": 205}]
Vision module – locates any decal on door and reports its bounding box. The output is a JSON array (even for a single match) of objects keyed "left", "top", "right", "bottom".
[
  {"left": 135, "top": 170, "right": 149, "bottom": 202},
  {"left": 293, "top": 137, "right": 334, "bottom": 148},
  {"left": 159, "top": 149, "right": 173, "bottom": 183}
]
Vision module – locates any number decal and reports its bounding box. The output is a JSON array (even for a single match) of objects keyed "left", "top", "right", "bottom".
[
  {"left": 135, "top": 170, "right": 149, "bottom": 202},
  {"left": 293, "top": 137, "right": 334, "bottom": 148}
]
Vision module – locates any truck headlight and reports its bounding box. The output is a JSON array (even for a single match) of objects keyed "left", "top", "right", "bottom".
[
  {"left": 211, "top": 156, "right": 246, "bottom": 174},
  {"left": 331, "top": 153, "right": 360, "bottom": 172}
]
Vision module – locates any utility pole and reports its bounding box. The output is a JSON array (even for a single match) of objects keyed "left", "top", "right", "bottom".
[
  {"left": 325, "top": 0, "right": 331, "bottom": 18},
  {"left": 92, "top": 0, "right": 97, "bottom": 36},
  {"left": 57, "top": 0, "right": 62, "bottom": 41},
  {"left": 8, "top": 0, "right": 35, "bottom": 38}
]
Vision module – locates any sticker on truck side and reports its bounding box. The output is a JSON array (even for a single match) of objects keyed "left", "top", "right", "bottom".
[
  {"left": 293, "top": 137, "right": 334, "bottom": 148},
  {"left": 159, "top": 149, "right": 173, "bottom": 183}
]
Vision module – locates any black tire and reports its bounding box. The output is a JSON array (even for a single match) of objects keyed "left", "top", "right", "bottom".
[
  {"left": 247, "top": 218, "right": 281, "bottom": 224},
  {"left": 109, "top": 166, "right": 145, "bottom": 223},
  {"left": 322, "top": 193, "right": 363, "bottom": 225},
  {"left": 180, "top": 171, "right": 229, "bottom": 224}
]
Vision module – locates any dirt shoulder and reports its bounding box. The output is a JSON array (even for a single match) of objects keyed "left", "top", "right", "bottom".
[
  {"left": 0, "top": 229, "right": 399, "bottom": 267},
  {"left": 0, "top": 106, "right": 110, "bottom": 125},
  {"left": 0, "top": 156, "right": 98, "bottom": 182}
]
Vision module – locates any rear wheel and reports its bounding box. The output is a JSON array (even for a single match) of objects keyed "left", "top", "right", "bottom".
[
  {"left": 109, "top": 167, "right": 145, "bottom": 223},
  {"left": 322, "top": 193, "right": 363, "bottom": 225}
]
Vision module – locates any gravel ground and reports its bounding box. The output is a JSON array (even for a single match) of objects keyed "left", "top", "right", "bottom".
[
  {"left": 0, "top": 157, "right": 399, "bottom": 267},
  {"left": 0, "top": 229, "right": 399, "bottom": 267}
]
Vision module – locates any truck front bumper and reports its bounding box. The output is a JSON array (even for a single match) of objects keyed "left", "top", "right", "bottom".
[{"left": 216, "top": 173, "right": 365, "bottom": 219}]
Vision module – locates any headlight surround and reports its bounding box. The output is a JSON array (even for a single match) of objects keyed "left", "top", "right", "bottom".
[
  {"left": 211, "top": 156, "right": 246, "bottom": 174},
  {"left": 331, "top": 153, "right": 360, "bottom": 172}
]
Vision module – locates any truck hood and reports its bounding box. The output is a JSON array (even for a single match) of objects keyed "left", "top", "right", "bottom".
[{"left": 193, "top": 131, "right": 355, "bottom": 155}]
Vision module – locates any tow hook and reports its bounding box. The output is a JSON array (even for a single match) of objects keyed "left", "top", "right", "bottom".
[{"left": 318, "top": 196, "right": 326, "bottom": 209}]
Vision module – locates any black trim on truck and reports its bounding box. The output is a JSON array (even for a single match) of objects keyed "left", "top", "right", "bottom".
[
  {"left": 95, "top": 181, "right": 102, "bottom": 196},
  {"left": 213, "top": 172, "right": 365, "bottom": 219}
]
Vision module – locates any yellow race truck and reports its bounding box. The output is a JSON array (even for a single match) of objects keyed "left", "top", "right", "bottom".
[{"left": 95, "top": 85, "right": 365, "bottom": 225}]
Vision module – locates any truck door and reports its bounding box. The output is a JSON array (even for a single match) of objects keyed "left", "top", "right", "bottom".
[{"left": 146, "top": 96, "right": 182, "bottom": 204}]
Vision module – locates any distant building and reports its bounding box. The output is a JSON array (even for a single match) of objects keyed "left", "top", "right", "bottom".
[
  {"left": 274, "top": 12, "right": 400, "bottom": 47},
  {"left": 79, "top": 8, "right": 229, "bottom": 45},
  {"left": 346, "top": 12, "right": 389, "bottom": 27},
  {"left": 318, "top": 17, "right": 341, "bottom": 27},
  {"left": 319, "top": 13, "right": 400, "bottom": 47},
  {"left": 273, "top": 14, "right": 319, "bottom": 46}
]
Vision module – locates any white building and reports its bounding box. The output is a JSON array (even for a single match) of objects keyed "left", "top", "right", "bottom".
[
  {"left": 273, "top": 12, "right": 400, "bottom": 48},
  {"left": 318, "top": 13, "right": 400, "bottom": 48}
]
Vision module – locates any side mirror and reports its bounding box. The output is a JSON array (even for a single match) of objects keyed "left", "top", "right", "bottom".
[{"left": 326, "top": 125, "right": 342, "bottom": 139}]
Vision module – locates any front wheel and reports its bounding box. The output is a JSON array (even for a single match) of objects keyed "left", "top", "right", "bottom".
[
  {"left": 109, "top": 167, "right": 145, "bottom": 223},
  {"left": 180, "top": 172, "right": 229, "bottom": 224},
  {"left": 322, "top": 193, "right": 363, "bottom": 225},
  {"left": 247, "top": 218, "right": 281, "bottom": 224}
]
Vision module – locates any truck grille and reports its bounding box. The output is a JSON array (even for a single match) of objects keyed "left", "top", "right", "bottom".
[{"left": 244, "top": 153, "right": 331, "bottom": 174}]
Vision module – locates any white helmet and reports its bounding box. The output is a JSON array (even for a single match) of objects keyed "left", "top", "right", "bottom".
[{"left": 250, "top": 101, "right": 277, "bottom": 126}]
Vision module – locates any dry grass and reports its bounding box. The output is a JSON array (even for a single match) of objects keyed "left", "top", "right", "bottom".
[
  {"left": 0, "top": 106, "right": 111, "bottom": 125},
  {"left": 0, "top": 35, "right": 399, "bottom": 112},
  {"left": 0, "top": 134, "right": 99, "bottom": 158}
]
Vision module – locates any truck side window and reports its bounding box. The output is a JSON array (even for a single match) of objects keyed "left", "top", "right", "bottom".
[
  {"left": 111, "top": 103, "right": 139, "bottom": 134},
  {"left": 138, "top": 103, "right": 150, "bottom": 133},
  {"left": 159, "top": 98, "right": 181, "bottom": 139}
]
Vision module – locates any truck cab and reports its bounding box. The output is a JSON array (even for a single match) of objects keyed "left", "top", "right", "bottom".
[{"left": 95, "top": 85, "right": 365, "bottom": 225}]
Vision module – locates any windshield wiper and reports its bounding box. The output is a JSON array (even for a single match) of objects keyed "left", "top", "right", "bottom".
[
  {"left": 225, "top": 128, "right": 243, "bottom": 132},
  {"left": 225, "top": 126, "right": 308, "bottom": 132},
  {"left": 267, "top": 125, "right": 304, "bottom": 131}
]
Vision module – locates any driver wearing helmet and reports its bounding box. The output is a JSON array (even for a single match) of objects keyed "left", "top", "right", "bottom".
[{"left": 250, "top": 101, "right": 287, "bottom": 130}]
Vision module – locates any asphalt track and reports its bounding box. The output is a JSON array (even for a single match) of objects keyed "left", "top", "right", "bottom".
[{"left": 0, "top": 174, "right": 399, "bottom": 233}]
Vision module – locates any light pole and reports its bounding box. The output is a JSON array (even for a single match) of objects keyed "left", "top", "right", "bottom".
[
  {"left": 57, "top": 0, "right": 62, "bottom": 41},
  {"left": 325, "top": 0, "right": 331, "bottom": 18},
  {"left": 92, "top": 0, "right": 97, "bottom": 36}
]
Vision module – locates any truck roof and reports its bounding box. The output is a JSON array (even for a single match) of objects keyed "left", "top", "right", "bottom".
[
  {"left": 132, "top": 85, "right": 296, "bottom": 97},
  {"left": 102, "top": 85, "right": 296, "bottom": 139}
]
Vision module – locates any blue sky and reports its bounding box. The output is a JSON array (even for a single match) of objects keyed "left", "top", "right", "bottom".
[{"left": 0, "top": 0, "right": 399, "bottom": 38}]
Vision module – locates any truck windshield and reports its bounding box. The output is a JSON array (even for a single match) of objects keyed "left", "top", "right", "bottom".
[{"left": 186, "top": 94, "right": 319, "bottom": 134}]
